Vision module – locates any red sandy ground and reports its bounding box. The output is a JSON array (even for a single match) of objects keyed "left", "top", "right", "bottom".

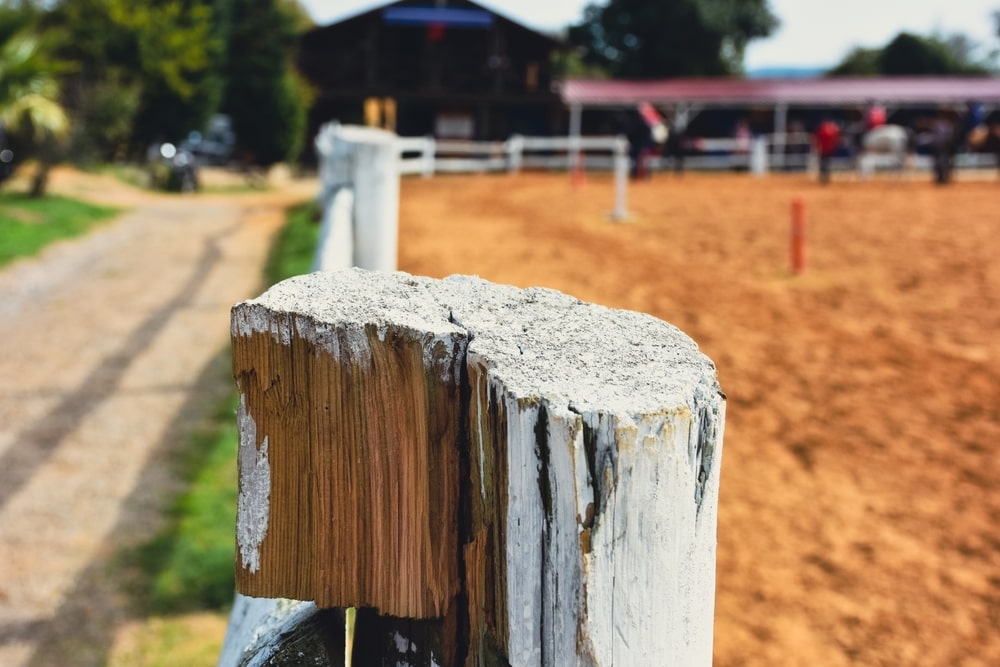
[{"left": 396, "top": 171, "right": 1000, "bottom": 667}]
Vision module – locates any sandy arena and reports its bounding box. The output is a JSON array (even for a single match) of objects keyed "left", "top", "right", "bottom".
[{"left": 396, "top": 170, "right": 1000, "bottom": 666}]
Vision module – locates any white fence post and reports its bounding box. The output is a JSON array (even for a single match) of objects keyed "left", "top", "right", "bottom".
[
  {"left": 314, "top": 124, "right": 399, "bottom": 272},
  {"left": 422, "top": 136, "right": 435, "bottom": 178},
  {"left": 350, "top": 129, "right": 398, "bottom": 271},
  {"left": 506, "top": 134, "right": 524, "bottom": 173},
  {"left": 750, "top": 136, "right": 769, "bottom": 176}
]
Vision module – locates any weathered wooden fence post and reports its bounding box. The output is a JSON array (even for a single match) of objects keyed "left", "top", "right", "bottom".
[{"left": 222, "top": 269, "right": 725, "bottom": 666}]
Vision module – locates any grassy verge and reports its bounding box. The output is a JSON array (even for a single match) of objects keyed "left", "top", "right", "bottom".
[
  {"left": 0, "top": 193, "right": 120, "bottom": 268},
  {"left": 114, "top": 199, "right": 320, "bottom": 665},
  {"left": 99, "top": 163, "right": 274, "bottom": 195},
  {"left": 264, "top": 199, "right": 322, "bottom": 283}
]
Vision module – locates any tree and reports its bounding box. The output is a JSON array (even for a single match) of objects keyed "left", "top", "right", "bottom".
[
  {"left": 0, "top": 33, "right": 69, "bottom": 139},
  {"left": 567, "top": 0, "right": 779, "bottom": 77},
  {"left": 220, "top": 0, "right": 309, "bottom": 166},
  {"left": 0, "top": 6, "right": 69, "bottom": 195},
  {"left": 121, "top": 1, "right": 225, "bottom": 147},
  {"left": 826, "top": 47, "right": 881, "bottom": 76},
  {"left": 879, "top": 32, "right": 987, "bottom": 75},
  {"left": 48, "top": 0, "right": 223, "bottom": 157},
  {"left": 828, "top": 31, "right": 991, "bottom": 76}
]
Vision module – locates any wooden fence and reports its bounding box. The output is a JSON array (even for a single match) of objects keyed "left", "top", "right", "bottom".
[{"left": 218, "top": 127, "right": 726, "bottom": 667}]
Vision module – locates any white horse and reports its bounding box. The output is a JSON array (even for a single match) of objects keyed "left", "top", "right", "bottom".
[{"left": 857, "top": 124, "right": 912, "bottom": 178}]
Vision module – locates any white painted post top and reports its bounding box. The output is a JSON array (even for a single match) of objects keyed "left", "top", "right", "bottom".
[{"left": 233, "top": 269, "right": 721, "bottom": 418}]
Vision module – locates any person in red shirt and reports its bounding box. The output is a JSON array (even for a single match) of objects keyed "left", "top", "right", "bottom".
[
  {"left": 864, "top": 100, "right": 887, "bottom": 131},
  {"left": 814, "top": 117, "right": 841, "bottom": 184}
]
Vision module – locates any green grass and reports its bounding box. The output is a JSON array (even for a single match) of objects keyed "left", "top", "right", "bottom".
[
  {"left": 0, "top": 193, "right": 120, "bottom": 268},
  {"left": 99, "top": 163, "right": 274, "bottom": 195},
  {"left": 124, "top": 198, "right": 321, "bottom": 618},
  {"left": 128, "top": 389, "right": 243, "bottom": 614},
  {"left": 97, "top": 163, "right": 151, "bottom": 190},
  {"left": 264, "top": 199, "right": 321, "bottom": 284}
]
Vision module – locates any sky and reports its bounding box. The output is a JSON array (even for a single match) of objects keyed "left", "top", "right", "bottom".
[{"left": 299, "top": 0, "right": 999, "bottom": 71}]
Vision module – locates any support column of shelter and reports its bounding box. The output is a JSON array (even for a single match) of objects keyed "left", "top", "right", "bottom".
[
  {"left": 568, "top": 103, "right": 582, "bottom": 170},
  {"left": 772, "top": 103, "right": 788, "bottom": 171}
]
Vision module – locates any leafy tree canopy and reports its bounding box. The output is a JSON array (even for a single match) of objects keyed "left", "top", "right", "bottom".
[
  {"left": 828, "top": 31, "right": 992, "bottom": 76},
  {"left": 567, "top": 0, "right": 779, "bottom": 77},
  {"left": 48, "top": 0, "right": 224, "bottom": 151},
  {"left": 0, "top": 3, "right": 70, "bottom": 195},
  {"left": 220, "top": 0, "right": 309, "bottom": 166},
  {"left": 0, "top": 30, "right": 69, "bottom": 140}
]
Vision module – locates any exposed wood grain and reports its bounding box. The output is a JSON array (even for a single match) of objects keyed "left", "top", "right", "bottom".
[{"left": 232, "top": 305, "right": 465, "bottom": 617}]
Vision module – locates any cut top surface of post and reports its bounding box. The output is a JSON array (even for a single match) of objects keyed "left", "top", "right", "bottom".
[{"left": 232, "top": 268, "right": 720, "bottom": 418}]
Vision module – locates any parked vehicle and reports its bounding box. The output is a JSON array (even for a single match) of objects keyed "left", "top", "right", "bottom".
[
  {"left": 182, "top": 114, "right": 235, "bottom": 166},
  {"left": 148, "top": 142, "right": 199, "bottom": 192}
]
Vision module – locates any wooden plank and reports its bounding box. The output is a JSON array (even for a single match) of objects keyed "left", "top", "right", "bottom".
[{"left": 229, "top": 269, "right": 725, "bottom": 666}]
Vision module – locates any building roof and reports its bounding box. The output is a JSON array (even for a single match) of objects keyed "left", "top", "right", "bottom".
[
  {"left": 317, "top": 0, "right": 561, "bottom": 46},
  {"left": 558, "top": 77, "right": 1000, "bottom": 108}
]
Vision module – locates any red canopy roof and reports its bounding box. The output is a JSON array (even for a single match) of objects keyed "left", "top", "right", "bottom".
[{"left": 559, "top": 77, "right": 1000, "bottom": 107}]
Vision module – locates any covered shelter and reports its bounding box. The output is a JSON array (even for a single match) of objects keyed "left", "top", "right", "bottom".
[{"left": 558, "top": 77, "right": 1000, "bottom": 164}]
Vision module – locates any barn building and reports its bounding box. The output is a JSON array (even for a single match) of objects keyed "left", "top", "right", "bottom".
[{"left": 297, "top": 0, "right": 565, "bottom": 152}]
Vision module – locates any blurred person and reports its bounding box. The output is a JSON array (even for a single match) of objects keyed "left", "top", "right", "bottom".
[
  {"left": 930, "top": 111, "right": 956, "bottom": 185},
  {"left": 864, "top": 100, "right": 887, "bottom": 131},
  {"left": 961, "top": 100, "right": 987, "bottom": 152},
  {"left": 664, "top": 119, "right": 686, "bottom": 174},
  {"left": 814, "top": 116, "right": 841, "bottom": 184},
  {"left": 626, "top": 112, "right": 653, "bottom": 179}
]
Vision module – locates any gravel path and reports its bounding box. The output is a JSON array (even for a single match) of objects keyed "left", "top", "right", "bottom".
[{"left": 0, "top": 169, "right": 317, "bottom": 666}]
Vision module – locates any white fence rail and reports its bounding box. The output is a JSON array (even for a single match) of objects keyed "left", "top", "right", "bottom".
[
  {"left": 402, "top": 130, "right": 998, "bottom": 179},
  {"left": 397, "top": 134, "right": 629, "bottom": 219},
  {"left": 397, "top": 134, "right": 629, "bottom": 175}
]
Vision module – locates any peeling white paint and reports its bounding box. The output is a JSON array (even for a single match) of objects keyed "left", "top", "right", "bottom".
[
  {"left": 237, "top": 393, "right": 270, "bottom": 573},
  {"left": 218, "top": 595, "right": 317, "bottom": 667}
]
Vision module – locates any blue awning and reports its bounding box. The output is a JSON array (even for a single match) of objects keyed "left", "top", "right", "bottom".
[{"left": 382, "top": 7, "right": 494, "bottom": 29}]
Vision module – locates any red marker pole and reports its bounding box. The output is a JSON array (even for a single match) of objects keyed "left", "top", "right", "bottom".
[
  {"left": 572, "top": 151, "right": 586, "bottom": 189},
  {"left": 791, "top": 197, "right": 806, "bottom": 275}
]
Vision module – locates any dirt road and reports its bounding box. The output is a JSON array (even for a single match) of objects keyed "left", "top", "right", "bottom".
[{"left": 0, "top": 169, "right": 315, "bottom": 666}]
